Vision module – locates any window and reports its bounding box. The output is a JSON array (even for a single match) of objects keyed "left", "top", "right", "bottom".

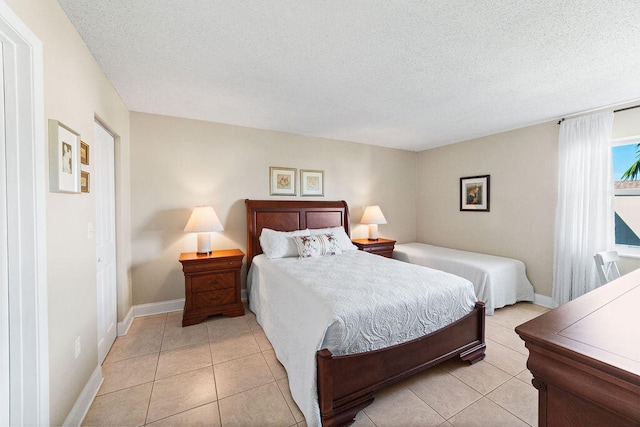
[{"left": 612, "top": 139, "right": 640, "bottom": 253}]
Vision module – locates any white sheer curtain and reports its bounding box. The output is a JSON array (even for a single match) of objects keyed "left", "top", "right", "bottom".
[{"left": 552, "top": 111, "right": 614, "bottom": 306}]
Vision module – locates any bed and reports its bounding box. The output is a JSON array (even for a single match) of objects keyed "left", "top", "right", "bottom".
[
  {"left": 245, "top": 200, "right": 486, "bottom": 427},
  {"left": 393, "top": 242, "right": 535, "bottom": 315}
]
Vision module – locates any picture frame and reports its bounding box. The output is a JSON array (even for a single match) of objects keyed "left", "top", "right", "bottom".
[
  {"left": 48, "top": 120, "right": 81, "bottom": 193},
  {"left": 300, "top": 169, "right": 324, "bottom": 196},
  {"left": 80, "top": 141, "right": 89, "bottom": 165},
  {"left": 460, "top": 175, "right": 490, "bottom": 212},
  {"left": 81, "top": 171, "right": 90, "bottom": 193},
  {"left": 269, "top": 167, "right": 297, "bottom": 196}
]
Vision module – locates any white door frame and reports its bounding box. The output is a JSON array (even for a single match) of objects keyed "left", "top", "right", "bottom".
[{"left": 0, "top": 2, "right": 49, "bottom": 425}]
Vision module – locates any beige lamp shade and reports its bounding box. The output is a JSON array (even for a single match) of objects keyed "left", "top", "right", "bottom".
[
  {"left": 184, "top": 206, "right": 224, "bottom": 253},
  {"left": 360, "top": 205, "right": 387, "bottom": 241}
]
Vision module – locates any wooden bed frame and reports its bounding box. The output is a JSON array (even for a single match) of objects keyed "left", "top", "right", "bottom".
[{"left": 245, "top": 199, "right": 486, "bottom": 427}]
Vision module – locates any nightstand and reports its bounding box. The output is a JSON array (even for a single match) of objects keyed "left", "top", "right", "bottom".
[
  {"left": 352, "top": 238, "right": 396, "bottom": 258},
  {"left": 179, "top": 249, "right": 244, "bottom": 327}
]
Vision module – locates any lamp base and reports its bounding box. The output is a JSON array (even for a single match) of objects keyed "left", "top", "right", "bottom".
[
  {"left": 196, "top": 232, "right": 212, "bottom": 254},
  {"left": 367, "top": 224, "right": 379, "bottom": 241}
]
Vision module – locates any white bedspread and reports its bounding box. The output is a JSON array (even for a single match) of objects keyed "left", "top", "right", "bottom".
[
  {"left": 248, "top": 250, "right": 477, "bottom": 426},
  {"left": 393, "top": 242, "right": 535, "bottom": 315}
]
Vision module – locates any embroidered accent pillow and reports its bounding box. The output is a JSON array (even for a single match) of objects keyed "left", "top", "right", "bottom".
[
  {"left": 293, "top": 234, "right": 342, "bottom": 258},
  {"left": 309, "top": 226, "right": 357, "bottom": 251}
]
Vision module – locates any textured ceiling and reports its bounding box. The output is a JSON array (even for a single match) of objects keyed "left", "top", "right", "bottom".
[{"left": 57, "top": 0, "right": 640, "bottom": 151}]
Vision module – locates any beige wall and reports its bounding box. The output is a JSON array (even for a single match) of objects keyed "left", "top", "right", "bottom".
[
  {"left": 416, "top": 106, "right": 640, "bottom": 298},
  {"left": 416, "top": 122, "right": 559, "bottom": 297},
  {"left": 5, "top": 0, "right": 132, "bottom": 424},
  {"left": 129, "top": 112, "right": 417, "bottom": 305}
]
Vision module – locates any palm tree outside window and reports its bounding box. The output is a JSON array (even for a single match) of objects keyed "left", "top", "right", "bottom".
[{"left": 613, "top": 141, "right": 640, "bottom": 247}]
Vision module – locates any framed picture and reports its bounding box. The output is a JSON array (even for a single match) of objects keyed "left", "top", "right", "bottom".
[
  {"left": 269, "top": 167, "right": 297, "bottom": 196},
  {"left": 81, "top": 171, "right": 90, "bottom": 193},
  {"left": 300, "top": 169, "right": 324, "bottom": 196},
  {"left": 48, "top": 120, "right": 81, "bottom": 193},
  {"left": 80, "top": 141, "right": 89, "bottom": 165},
  {"left": 460, "top": 175, "right": 490, "bottom": 212}
]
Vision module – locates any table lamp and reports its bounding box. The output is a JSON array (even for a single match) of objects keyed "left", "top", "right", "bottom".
[
  {"left": 360, "top": 205, "right": 387, "bottom": 241},
  {"left": 184, "top": 206, "right": 224, "bottom": 254}
]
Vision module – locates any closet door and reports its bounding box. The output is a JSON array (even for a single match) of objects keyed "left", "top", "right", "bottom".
[{"left": 95, "top": 120, "right": 117, "bottom": 364}]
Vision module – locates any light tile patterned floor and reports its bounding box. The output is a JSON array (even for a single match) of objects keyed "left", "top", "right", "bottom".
[{"left": 83, "top": 302, "right": 548, "bottom": 426}]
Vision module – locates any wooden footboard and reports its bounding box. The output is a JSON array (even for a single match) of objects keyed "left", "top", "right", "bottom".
[{"left": 316, "top": 302, "right": 486, "bottom": 427}]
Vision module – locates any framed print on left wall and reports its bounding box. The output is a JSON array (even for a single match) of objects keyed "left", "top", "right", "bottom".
[{"left": 48, "top": 119, "right": 81, "bottom": 193}]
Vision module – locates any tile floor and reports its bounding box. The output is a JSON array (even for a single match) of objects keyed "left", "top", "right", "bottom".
[{"left": 83, "top": 302, "right": 548, "bottom": 426}]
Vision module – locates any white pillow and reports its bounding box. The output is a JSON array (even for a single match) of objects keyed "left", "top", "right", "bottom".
[
  {"left": 293, "top": 234, "right": 342, "bottom": 258},
  {"left": 259, "top": 228, "right": 310, "bottom": 259},
  {"left": 309, "top": 226, "right": 357, "bottom": 251}
]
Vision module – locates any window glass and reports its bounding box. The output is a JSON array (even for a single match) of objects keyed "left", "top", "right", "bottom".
[{"left": 612, "top": 142, "right": 640, "bottom": 248}]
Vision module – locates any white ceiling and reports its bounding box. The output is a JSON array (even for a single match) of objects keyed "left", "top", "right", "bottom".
[{"left": 57, "top": 0, "right": 640, "bottom": 151}]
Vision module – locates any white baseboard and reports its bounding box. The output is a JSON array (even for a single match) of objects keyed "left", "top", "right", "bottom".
[
  {"left": 117, "top": 306, "right": 134, "bottom": 336},
  {"left": 132, "top": 298, "right": 185, "bottom": 318},
  {"left": 534, "top": 293, "right": 557, "bottom": 309},
  {"left": 120, "top": 296, "right": 249, "bottom": 335},
  {"left": 63, "top": 365, "right": 103, "bottom": 427}
]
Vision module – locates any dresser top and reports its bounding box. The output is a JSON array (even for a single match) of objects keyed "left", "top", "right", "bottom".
[{"left": 516, "top": 268, "right": 640, "bottom": 379}]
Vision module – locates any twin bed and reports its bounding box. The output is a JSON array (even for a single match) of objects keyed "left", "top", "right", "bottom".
[
  {"left": 245, "top": 200, "right": 486, "bottom": 427},
  {"left": 393, "top": 243, "right": 535, "bottom": 315}
]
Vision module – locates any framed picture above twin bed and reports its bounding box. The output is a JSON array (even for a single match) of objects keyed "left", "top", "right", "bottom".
[{"left": 460, "top": 174, "right": 490, "bottom": 212}]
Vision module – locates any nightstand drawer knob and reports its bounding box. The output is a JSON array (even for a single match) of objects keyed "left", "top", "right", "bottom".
[{"left": 207, "top": 279, "right": 219, "bottom": 285}]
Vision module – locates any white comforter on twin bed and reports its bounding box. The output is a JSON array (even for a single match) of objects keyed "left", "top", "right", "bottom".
[
  {"left": 247, "top": 250, "right": 477, "bottom": 426},
  {"left": 393, "top": 243, "right": 535, "bottom": 315}
]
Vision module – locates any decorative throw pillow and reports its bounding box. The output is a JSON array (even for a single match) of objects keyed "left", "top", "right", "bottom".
[
  {"left": 259, "top": 228, "right": 310, "bottom": 259},
  {"left": 293, "top": 234, "right": 342, "bottom": 258},
  {"left": 309, "top": 226, "right": 357, "bottom": 251}
]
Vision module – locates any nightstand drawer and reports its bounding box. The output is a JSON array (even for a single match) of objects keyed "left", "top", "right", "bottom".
[
  {"left": 191, "top": 272, "right": 236, "bottom": 292},
  {"left": 367, "top": 248, "right": 394, "bottom": 258},
  {"left": 192, "top": 288, "right": 235, "bottom": 308},
  {"left": 182, "top": 257, "right": 242, "bottom": 274}
]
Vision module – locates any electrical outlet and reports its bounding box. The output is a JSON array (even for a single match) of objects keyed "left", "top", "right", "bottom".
[{"left": 74, "top": 336, "right": 81, "bottom": 359}]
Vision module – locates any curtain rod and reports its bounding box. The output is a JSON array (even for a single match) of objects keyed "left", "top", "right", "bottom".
[{"left": 557, "top": 104, "right": 640, "bottom": 124}]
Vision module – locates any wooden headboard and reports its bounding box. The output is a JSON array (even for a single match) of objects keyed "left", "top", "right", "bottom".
[{"left": 245, "top": 199, "right": 351, "bottom": 267}]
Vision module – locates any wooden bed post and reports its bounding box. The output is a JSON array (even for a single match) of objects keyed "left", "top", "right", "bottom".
[{"left": 316, "top": 350, "right": 334, "bottom": 420}]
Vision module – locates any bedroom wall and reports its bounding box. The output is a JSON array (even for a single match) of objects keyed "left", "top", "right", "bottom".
[
  {"left": 417, "top": 105, "right": 640, "bottom": 299},
  {"left": 416, "top": 122, "right": 558, "bottom": 299},
  {"left": 5, "top": 0, "right": 132, "bottom": 424},
  {"left": 129, "top": 112, "right": 417, "bottom": 305}
]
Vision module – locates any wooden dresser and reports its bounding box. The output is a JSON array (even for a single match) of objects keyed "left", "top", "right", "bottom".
[
  {"left": 515, "top": 268, "right": 640, "bottom": 426},
  {"left": 179, "top": 249, "right": 244, "bottom": 326}
]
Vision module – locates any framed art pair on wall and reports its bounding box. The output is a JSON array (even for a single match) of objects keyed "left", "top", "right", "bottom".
[{"left": 270, "top": 167, "right": 324, "bottom": 197}]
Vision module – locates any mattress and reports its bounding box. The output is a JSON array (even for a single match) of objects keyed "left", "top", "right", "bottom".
[
  {"left": 393, "top": 242, "right": 535, "bottom": 315},
  {"left": 247, "top": 250, "right": 477, "bottom": 426}
]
